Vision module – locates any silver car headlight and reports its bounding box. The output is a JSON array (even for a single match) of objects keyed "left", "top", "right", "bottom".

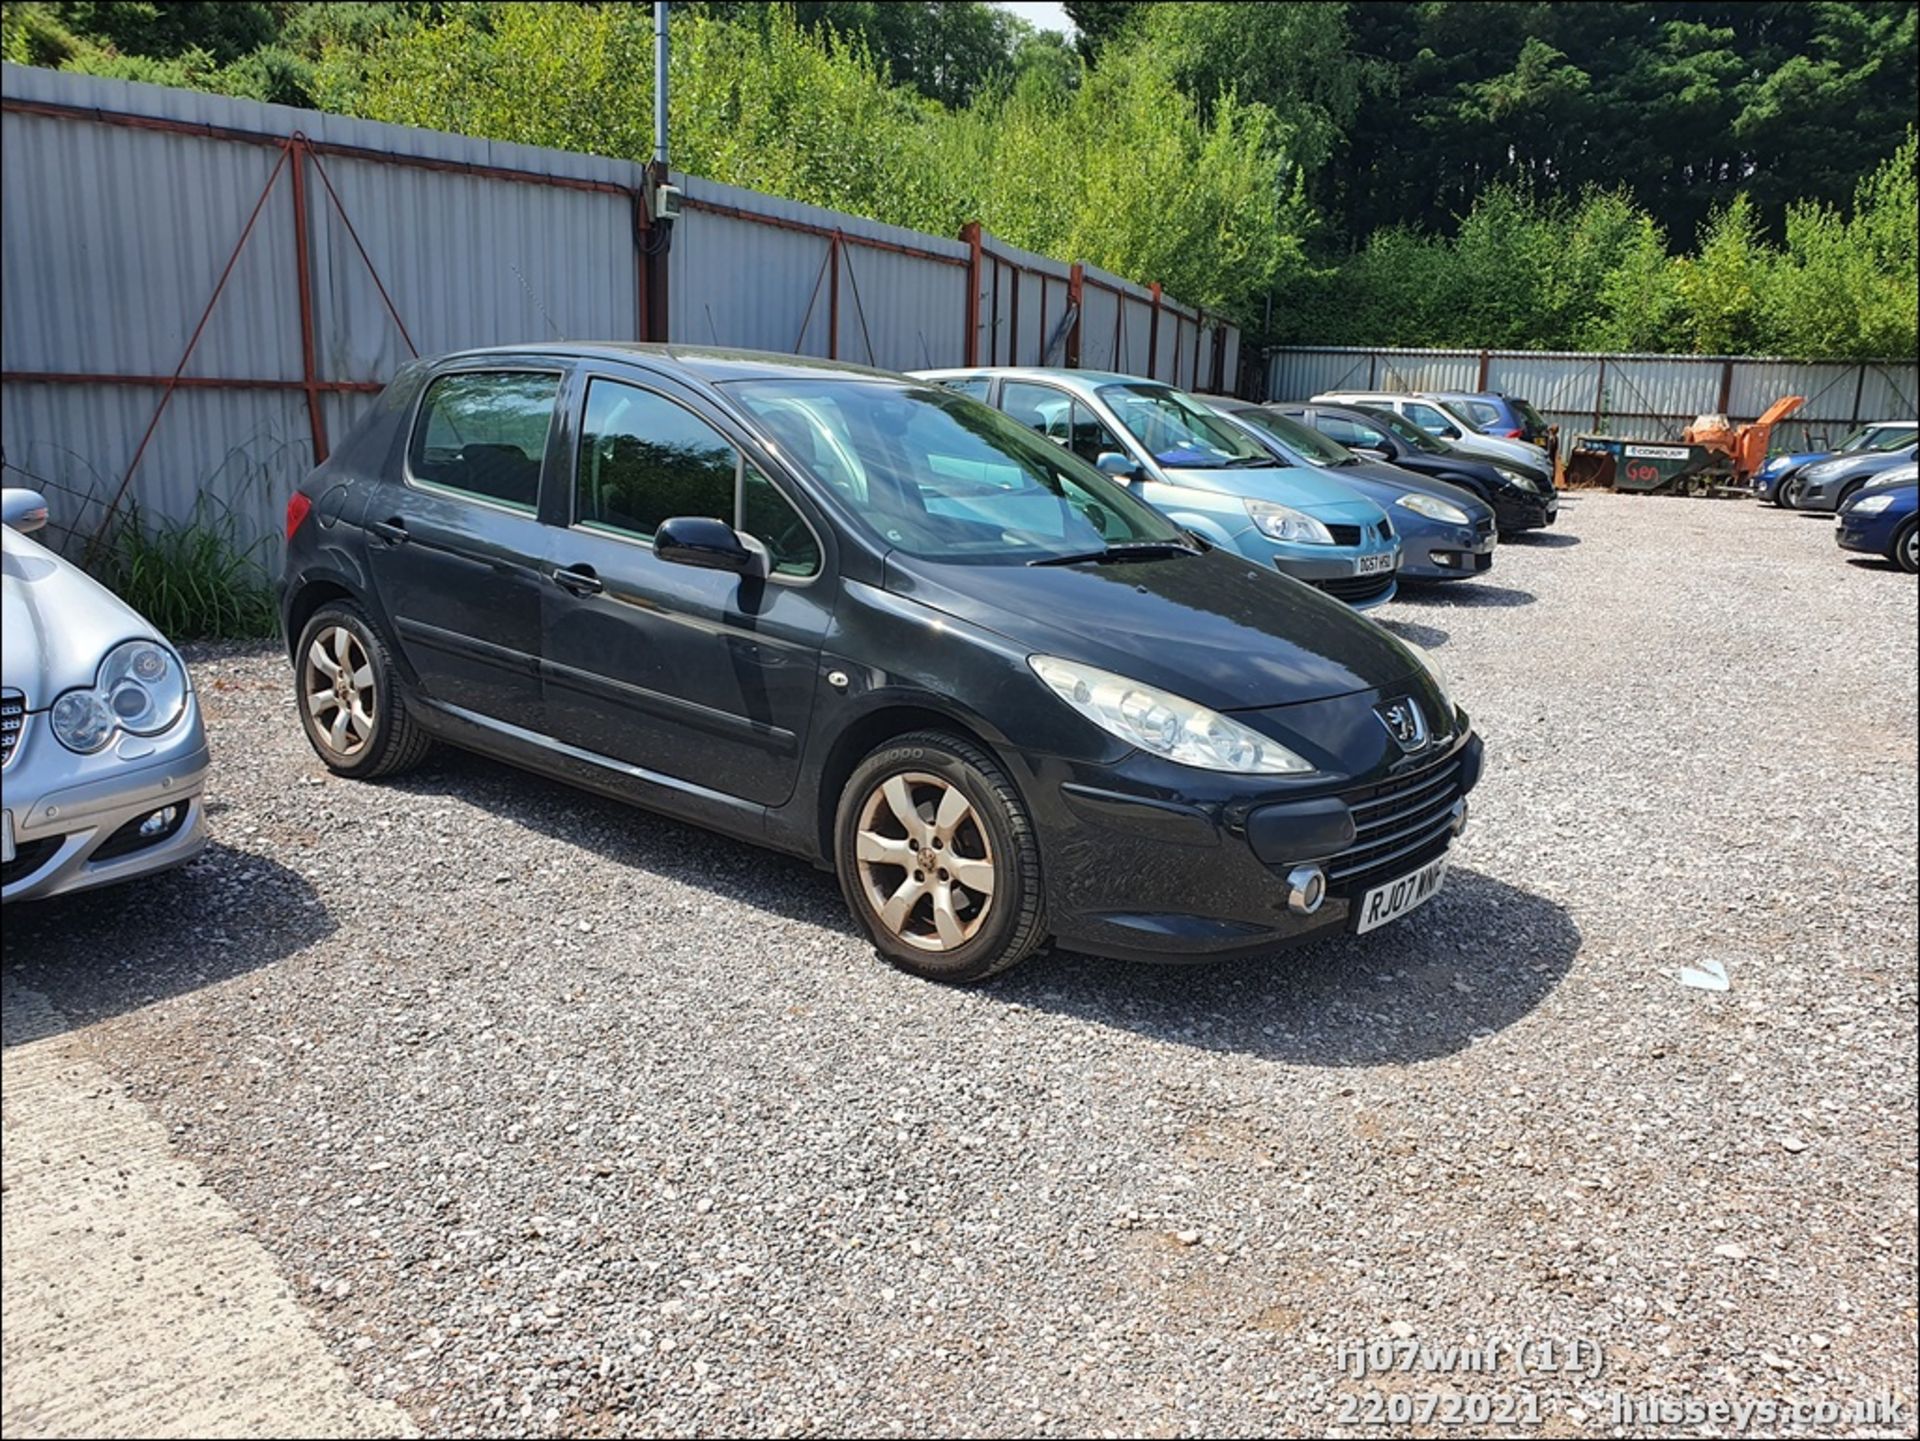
[
  {"left": 1029, "top": 656, "right": 1315, "bottom": 774},
  {"left": 1493, "top": 466, "right": 1539, "bottom": 492},
  {"left": 1395, "top": 493, "right": 1471, "bottom": 525},
  {"left": 1397, "top": 638, "right": 1455, "bottom": 717},
  {"left": 1244, "top": 499, "right": 1335, "bottom": 545},
  {"left": 50, "top": 639, "right": 188, "bottom": 753},
  {"left": 1804, "top": 460, "right": 1845, "bottom": 480}
]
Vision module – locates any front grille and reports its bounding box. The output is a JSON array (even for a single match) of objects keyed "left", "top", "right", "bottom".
[
  {"left": 1328, "top": 520, "right": 1394, "bottom": 546},
  {"left": 1324, "top": 752, "right": 1465, "bottom": 893},
  {"left": 1, "top": 691, "right": 23, "bottom": 767},
  {"left": 1310, "top": 572, "right": 1396, "bottom": 604}
]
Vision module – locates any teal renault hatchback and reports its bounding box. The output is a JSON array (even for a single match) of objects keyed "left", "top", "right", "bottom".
[{"left": 915, "top": 368, "right": 1402, "bottom": 608}]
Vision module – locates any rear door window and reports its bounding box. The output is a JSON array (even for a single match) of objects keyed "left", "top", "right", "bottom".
[
  {"left": 999, "top": 381, "right": 1074, "bottom": 446},
  {"left": 1404, "top": 401, "right": 1460, "bottom": 438},
  {"left": 933, "top": 376, "right": 993, "bottom": 402},
  {"left": 1315, "top": 413, "right": 1388, "bottom": 449},
  {"left": 1458, "top": 400, "right": 1503, "bottom": 427},
  {"left": 409, "top": 371, "right": 561, "bottom": 513}
]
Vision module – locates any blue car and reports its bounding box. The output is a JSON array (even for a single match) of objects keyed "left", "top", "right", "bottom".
[
  {"left": 1834, "top": 463, "right": 1918, "bottom": 572},
  {"left": 1756, "top": 420, "right": 1917, "bottom": 507},
  {"left": 1195, "top": 395, "right": 1498, "bottom": 583},
  {"left": 915, "top": 368, "right": 1402, "bottom": 608}
]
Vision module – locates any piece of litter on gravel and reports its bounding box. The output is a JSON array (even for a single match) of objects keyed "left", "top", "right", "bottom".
[{"left": 1677, "top": 959, "right": 1730, "bottom": 991}]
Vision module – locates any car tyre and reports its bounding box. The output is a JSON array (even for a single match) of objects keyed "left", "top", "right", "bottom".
[
  {"left": 1896, "top": 519, "right": 1919, "bottom": 575},
  {"left": 1769, "top": 474, "right": 1797, "bottom": 508},
  {"left": 1780, "top": 474, "right": 1807, "bottom": 509},
  {"left": 835, "top": 730, "right": 1046, "bottom": 983},
  {"left": 294, "top": 601, "right": 433, "bottom": 779}
]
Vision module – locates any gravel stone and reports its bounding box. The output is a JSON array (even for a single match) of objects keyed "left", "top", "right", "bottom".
[{"left": 4, "top": 492, "right": 1915, "bottom": 1436}]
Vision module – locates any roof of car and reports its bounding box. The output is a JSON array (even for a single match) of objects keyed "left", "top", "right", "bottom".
[
  {"left": 435, "top": 342, "right": 901, "bottom": 383},
  {"left": 913, "top": 366, "right": 1169, "bottom": 389}
]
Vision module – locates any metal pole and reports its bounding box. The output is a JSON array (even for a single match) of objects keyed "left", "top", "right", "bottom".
[{"left": 653, "top": 2, "right": 670, "bottom": 168}]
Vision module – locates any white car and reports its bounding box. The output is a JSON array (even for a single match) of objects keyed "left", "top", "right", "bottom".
[{"left": 2, "top": 488, "right": 210, "bottom": 902}]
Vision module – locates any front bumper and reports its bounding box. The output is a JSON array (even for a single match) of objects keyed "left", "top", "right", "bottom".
[
  {"left": 1493, "top": 487, "right": 1555, "bottom": 533},
  {"left": 1029, "top": 708, "right": 1484, "bottom": 962},
  {"left": 2, "top": 700, "right": 210, "bottom": 903},
  {"left": 1797, "top": 476, "right": 1853, "bottom": 512},
  {"left": 1835, "top": 509, "right": 1901, "bottom": 558},
  {"left": 1399, "top": 515, "right": 1497, "bottom": 581}
]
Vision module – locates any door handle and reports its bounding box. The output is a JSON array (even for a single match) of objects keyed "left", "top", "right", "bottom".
[
  {"left": 367, "top": 517, "right": 410, "bottom": 545},
  {"left": 552, "top": 564, "right": 603, "bottom": 596}
]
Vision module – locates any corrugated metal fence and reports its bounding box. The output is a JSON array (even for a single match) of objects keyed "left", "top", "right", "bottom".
[
  {"left": 0, "top": 64, "right": 1239, "bottom": 564},
  {"left": 1263, "top": 346, "right": 1918, "bottom": 457}
]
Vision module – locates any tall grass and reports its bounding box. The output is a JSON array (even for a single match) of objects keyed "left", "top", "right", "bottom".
[{"left": 93, "top": 493, "right": 279, "bottom": 640}]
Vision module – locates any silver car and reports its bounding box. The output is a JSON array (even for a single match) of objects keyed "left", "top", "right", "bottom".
[
  {"left": 1310, "top": 391, "right": 1554, "bottom": 481},
  {"left": 2, "top": 488, "right": 210, "bottom": 902}
]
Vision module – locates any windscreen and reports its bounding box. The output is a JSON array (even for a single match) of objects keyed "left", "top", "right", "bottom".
[
  {"left": 1096, "top": 385, "right": 1273, "bottom": 468},
  {"left": 1235, "top": 407, "right": 1355, "bottom": 467},
  {"left": 1357, "top": 405, "right": 1449, "bottom": 454},
  {"left": 726, "top": 378, "right": 1186, "bottom": 564}
]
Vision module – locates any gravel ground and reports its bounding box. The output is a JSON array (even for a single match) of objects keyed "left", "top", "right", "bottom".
[{"left": 5, "top": 491, "right": 1916, "bottom": 1437}]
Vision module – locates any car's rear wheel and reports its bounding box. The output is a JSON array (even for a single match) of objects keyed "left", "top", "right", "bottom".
[
  {"left": 1896, "top": 520, "right": 1919, "bottom": 574},
  {"left": 294, "top": 602, "right": 433, "bottom": 778},
  {"left": 835, "top": 731, "right": 1046, "bottom": 983}
]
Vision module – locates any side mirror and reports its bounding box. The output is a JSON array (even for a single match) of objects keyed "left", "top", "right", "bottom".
[
  {"left": 2, "top": 488, "right": 49, "bottom": 534},
  {"left": 653, "top": 515, "right": 768, "bottom": 578},
  {"left": 1095, "top": 452, "right": 1140, "bottom": 483}
]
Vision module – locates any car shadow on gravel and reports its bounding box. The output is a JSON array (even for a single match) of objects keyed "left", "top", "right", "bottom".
[
  {"left": 0, "top": 842, "right": 333, "bottom": 1044},
  {"left": 1373, "top": 617, "right": 1450, "bottom": 649},
  {"left": 1500, "top": 530, "right": 1581, "bottom": 548},
  {"left": 998, "top": 867, "right": 1580, "bottom": 1065},
  {"left": 1392, "top": 582, "right": 1536, "bottom": 608}
]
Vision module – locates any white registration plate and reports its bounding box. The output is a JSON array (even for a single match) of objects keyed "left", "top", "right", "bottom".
[
  {"left": 2, "top": 812, "right": 13, "bottom": 866},
  {"left": 1355, "top": 852, "right": 1449, "bottom": 934},
  {"left": 1356, "top": 552, "right": 1395, "bottom": 576}
]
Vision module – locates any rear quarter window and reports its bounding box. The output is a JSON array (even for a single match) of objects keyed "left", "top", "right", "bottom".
[{"left": 409, "top": 371, "right": 561, "bottom": 513}]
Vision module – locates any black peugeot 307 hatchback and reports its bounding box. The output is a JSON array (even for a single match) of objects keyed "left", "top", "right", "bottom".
[{"left": 281, "top": 345, "right": 1483, "bottom": 982}]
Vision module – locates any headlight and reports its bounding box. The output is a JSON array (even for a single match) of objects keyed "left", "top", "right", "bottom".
[
  {"left": 1395, "top": 493, "right": 1471, "bottom": 525},
  {"left": 1493, "top": 467, "right": 1539, "bottom": 492},
  {"left": 51, "top": 690, "right": 116, "bottom": 753},
  {"left": 49, "top": 639, "right": 188, "bottom": 754},
  {"left": 1804, "top": 461, "right": 1844, "bottom": 480},
  {"left": 1400, "top": 639, "right": 1455, "bottom": 718},
  {"left": 1244, "top": 499, "right": 1335, "bottom": 545},
  {"left": 1029, "top": 656, "right": 1315, "bottom": 774},
  {"left": 1848, "top": 493, "right": 1895, "bottom": 514}
]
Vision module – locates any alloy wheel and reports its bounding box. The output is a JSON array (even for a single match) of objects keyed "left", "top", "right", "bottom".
[
  {"left": 1905, "top": 526, "right": 1918, "bottom": 572},
  {"left": 854, "top": 772, "right": 996, "bottom": 952},
  {"left": 303, "top": 624, "right": 376, "bottom": 758},
  {"left": 1782, "top": 476, "right": 1805, "bottom": 509}
]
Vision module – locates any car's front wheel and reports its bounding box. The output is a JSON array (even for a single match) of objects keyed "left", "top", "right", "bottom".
[
  {"left": 835, "top": 730, "right": 1046, "bottom": 983},
  {"left": 1781, "top": 474, "right": 1808, "bottom": 509},
  {"left": 1896, "top": 520, "right": 1919, "bottom": 574},
  {"left": 294, "top": 602, "right": 433, "bottom": 778},
  {"left": 1770, "top": 474, "right": 1797, "bottom": 508}
]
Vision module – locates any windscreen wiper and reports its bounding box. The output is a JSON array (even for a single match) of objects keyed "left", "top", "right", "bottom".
[{"left": 1028, "top": 540, "right": 1201, "bottom": 567}]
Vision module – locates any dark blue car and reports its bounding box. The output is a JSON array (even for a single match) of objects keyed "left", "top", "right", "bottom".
[
  {"left": 1834, "top": 464, "right": 1918, "bottom": 572},
  {"left": 1198, "top": 396, "right": 1499, "bottom": 582}
]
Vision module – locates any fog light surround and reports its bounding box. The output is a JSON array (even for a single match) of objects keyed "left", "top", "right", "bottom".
[
  {"left": 1285, "top": 864, "right": 1328, "bottom": 916},
  {"left": 1451, "top": 798, "right": 1469, "bottom": 836}
]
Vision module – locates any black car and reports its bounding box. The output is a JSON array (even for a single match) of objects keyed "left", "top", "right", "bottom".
[
  {"left": 1278, "top": 403, "right": 1557, "bottom": 535},
  {"left": 281, "top": 346, "right": 1482, "bottom": 982}
]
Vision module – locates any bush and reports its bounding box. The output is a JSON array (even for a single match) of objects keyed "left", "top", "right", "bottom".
[{"left": 93, "top": 496, "right": 279, "bottom": 640}]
